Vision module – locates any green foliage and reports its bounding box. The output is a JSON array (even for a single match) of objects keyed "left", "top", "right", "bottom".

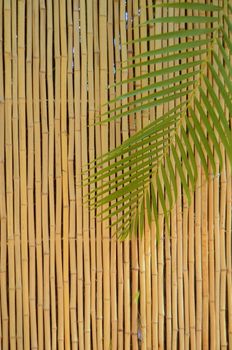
[{"left": 85, "top": 2, "right": 232, "bottom": 239}]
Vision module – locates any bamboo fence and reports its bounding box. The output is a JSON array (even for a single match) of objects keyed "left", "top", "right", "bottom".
[{"left": 0, "top": 0, "right": 231, "bottom": 349}]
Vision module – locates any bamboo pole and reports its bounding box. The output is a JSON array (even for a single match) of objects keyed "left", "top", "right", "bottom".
[
  {"left": 59, "top": 1, "right": 70, "bottom": 347},
  {"left": 74, "top": 2, "right": 84, "bottom": 349},
  {"left": 18, "top": 1, "right": 30, "bottom": 348},
  {"left": 108, "top": 1, "right": 117, "bottom": 349},
  {"left": 33, "top": 0, "right": 44, "bottom": 347},
  {"left": 67, "top": 0, "right": 78, "bottom": 348},
  {"left": 13, "top": 2, "right": 23, "bottom": 348},
  {"left": 119, "top": 2, "right": 131, "bottom": 349},
  {"left": 87, "top": 1, "right": 97, "bottom": 348},
  {"left": 186, "top": 8, "right": 196, "bottom": 350},
  {"left": 129, "top": 2, "right": 139, "bottom": 349},
  {"left": 113, "top": 2, "right": 124, "bottom": 349},
  {"left": 99, "top": 0, "right": 111, "bottom": 348},
  {"left": 4, "top": 2, "right": 16, "bottom": 348},
  {"left": 40, "top": 2, "right": 51, "bottom": 349},
  {"left": 47, "top": 0, "right": 57, "bottom": 348},
  {"left": 93, "top": 0, "right": 103, "bottom": 347},
  {"left": 0, "top": 0, "right": 8, "bottom": 347},
  {"left": 155, "top": 4, "right": 165, "bottom": 349},
  {"left": 26, "top": 0, "right": 37, "bottom": 348},
  {"left": 54, "top": 1, "right": 64, "bottom": 347},
  {"left": 80, "top": 1, "right": 91, "bottom": 348}
]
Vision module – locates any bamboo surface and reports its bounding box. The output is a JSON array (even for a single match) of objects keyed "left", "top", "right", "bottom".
[{"left": 0, "top": 1, "right": 231, "bottom": 349}]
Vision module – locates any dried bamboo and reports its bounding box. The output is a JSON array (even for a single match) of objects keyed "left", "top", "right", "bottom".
[
  {"left": 26, "top": 0, "right": 37, "bottom": 348},
  {"left": 46, "top": 1, "right": 57, "bottom": 348},
  {"left": 73, "top": 2, "right": 84, "bottom": 350},
  {"left": 0, "top": 1, "right": 8, "bottom": 348},
  {"left": 0, "top": 2, "right": 231, "bottom": 349},
  {"left": 54, "top": 0, "right": 64, "bottom": 348},
  {"left": 4, "top": 2, "right": 16, "bottom": 349},
  {"left": 108, "top": 1, "right": 117, "bottom": 349},
  {"left": 18, "top": 1, "right": 30, "bottom": 348},
  {"left": 40, "top": 2, "right": 51, "bottom": 349},
  {"left": 113, "top": 2, "right": 124, "bottom": 349},
  {"left": 93, "top": 0, "right": 103, "bottom": 347},
  {"left": 67, "top": 1, "right": 78, "bottom": 348},
  {"left": 87, "top": 1, "right": 97, "bottom": 348}
]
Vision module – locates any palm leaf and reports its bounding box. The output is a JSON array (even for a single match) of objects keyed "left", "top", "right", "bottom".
[{"left": 85, "top": 2, "right": 232, "bottom": 239}]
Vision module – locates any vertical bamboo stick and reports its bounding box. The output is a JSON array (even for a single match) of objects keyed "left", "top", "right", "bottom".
[
  {"left": 79, "top": 1, "right": 91, "bottom": 348},
  {"left": 18, "top": 1, "right": 30, "bottom": 348},
  {"left": 54, "top": 1, "right": 64, "bottom": 347},
  {"left": 40, "top": 2, "right": 51, "bottom": 349},
  {"left": 74, "top": 2, "right": 84, "bottom": 349},
  {"left": 4, "top": 2, "right": 16, "bottom": 348},
  {"left": 13, "top": 0, "right": 24, "bottom": 346},
  {"left": 47, "top": 1, "right": 57, "bottom": 348},
  {"left": 140, "top": 2, "right": 153, "bottom": 348},
  {"left": 114, "top": 2, "right": 123, "bottom": 349},
  {"left": 26, "top": 0, "right": 37, "bottom": 348},
  {"left": 0, "top": 1, "right": 8, "bottom": 347},
  {"left": 59, "top": 0, "right": 70, "bottom": 348},
  {"left": 86, "top": 1, "right": 97, "bottom": 348},
  {"left": 107, "top": 1, "right": 117, "bottom": 348},
  {"left": 67, "top": 1, "right": 78, "bottom": 348},
  {"left": 33, "top": 0, "right": 44, "bottom": 347},
  {"left": 185, "top": 7, "right": 196, "bottom": 350},
  {"left": 210, "top": 3, "right": 221, "bottom": 349},
  {"left": 193, "top": 5, "right": 203, "bottom": 349},
  {"left": 135, "top": 2, "right": 146, "bottom": 348},
  {"left": 219, "top": 3, "right": 227, "bottom": 349},
  {"left": 99, "top": 0, "right": 111, "bottom": 348},
  {"left": 179, "top": 4, "right": 189, "bottom": 349},
  {"left": 128, "top": 2, "right": 139, "bottom": 349},
  {"left": 165, "top": 4, "right": 175, "bottom": 349},
  {"left": 119, "top": 2, "right": 131, "bottom": 348},
  {"left": 154, "top": 4, "right": 165, "bottom": 349},
  {"left": 93, "top": 0, "right": 103, "bottom": 347},
  {"left": 131, "top": 2, "right": 143, "bottom": 344}
]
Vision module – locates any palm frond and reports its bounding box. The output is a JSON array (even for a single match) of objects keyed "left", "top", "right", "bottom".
[{"left": 85, "top": 2, "right": 232, "bottom": 239}]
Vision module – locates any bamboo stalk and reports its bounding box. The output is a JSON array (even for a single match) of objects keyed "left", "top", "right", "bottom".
[
  {"left": 4, "top": 2, "right": 16, "bottom": 348},
  {"left": 80, "top": 2, "right": 91, "bottom": 348},
  {"left": 113, "top": 2, "right": 124, "bottom": 349},
  {"left": 108, "top": 1, "right": 117, "bottom": 349},
  {"left": 4, "top": 1, "right": 16, "bottom": 349},
  {"left": 54, "top": 1, "right": 64, "bottom": 348},
  {"left": 26, "top": 0, "right": 37, "bottom": 348},
  {"left": 185, "top": 7, "right": 196, "bottom": 350},
  {"left": 67, "top": 0, "right": 78, "bottom": 348},
  {"left": 155, "top": 4, "right": 165, "bottom": 349},
  {"left": 47, "top": 0, "right": 57, "bottom": 348},
  {"left": 18, "top": 1, "right": 30, "bottom": 348},
  {"left": 40, "top": 2, "right": 51, "bottom": 349},
  {"left": 87, "top": 1, "right": 97, "bottom": 348},
  {"left": 219, "top": 3, "right": 227, "bottom": 349},
  {"left": 119, "top": 2, "right": 131, "bottom": 349},
  {"left": 74, "top": 2, "right": 84, "bottom": 349},
  {"left": 99, "top": 1, "right": 111, "bottom": 348},
  {"left": 59, "top": 1, "right": 70, "bottom": 348},
  {"left": 129, "top": 2, "right": 139, "bottom": 349},
  {"left": 0, "top": 1, "right": 8, "bottom": 347},
  {"left": 93, "top": 0, "right": 103, "bottom": 347}
]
